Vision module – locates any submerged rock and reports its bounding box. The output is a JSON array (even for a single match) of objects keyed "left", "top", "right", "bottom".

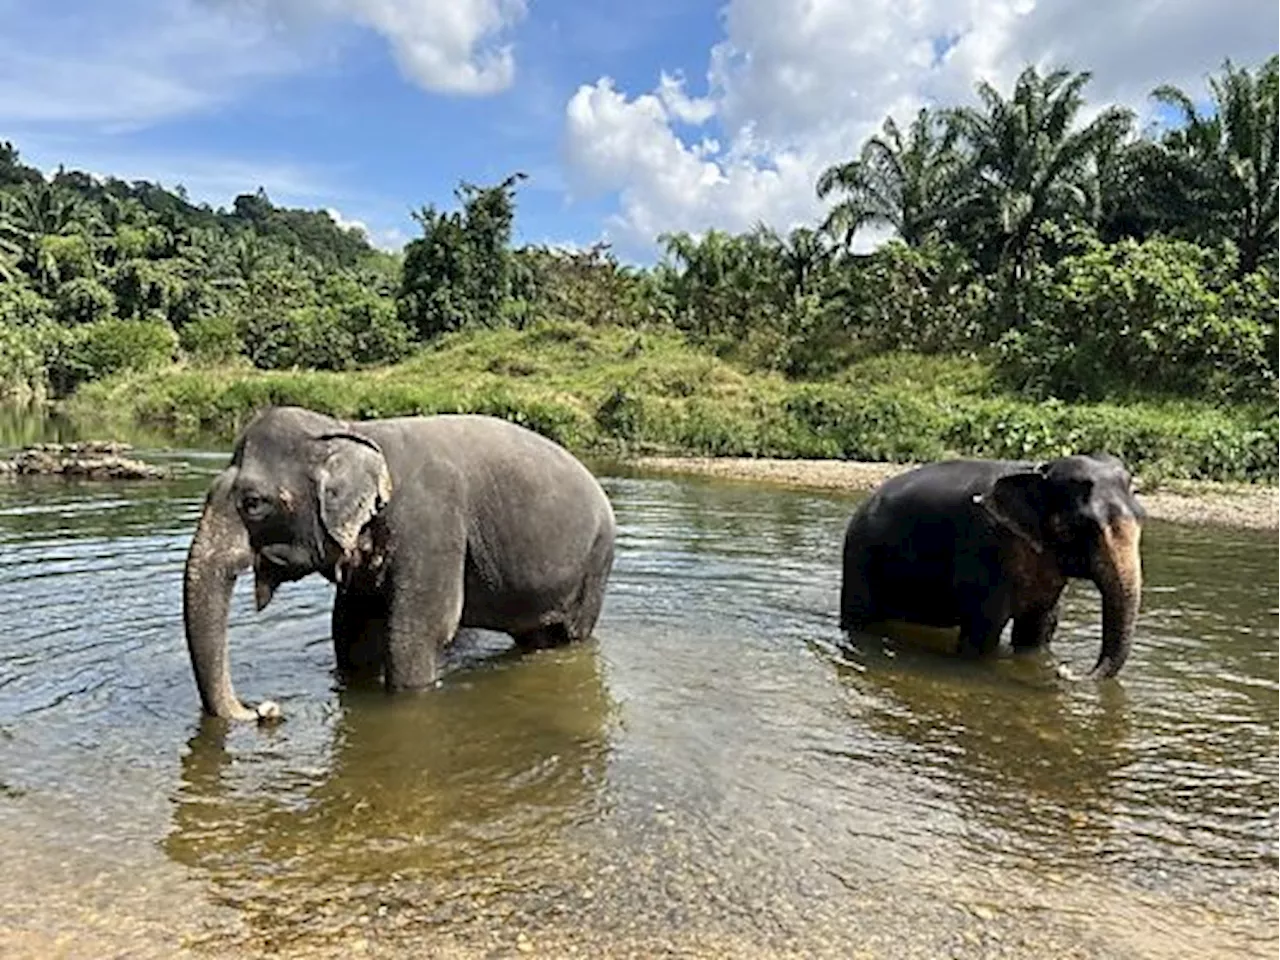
[{"left": 0, "top": 442, "right": 173, "bottom": 480}]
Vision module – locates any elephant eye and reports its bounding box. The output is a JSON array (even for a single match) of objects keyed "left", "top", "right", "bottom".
[{"left": 238, "top": 491, "right": 272, "bottom": 521}]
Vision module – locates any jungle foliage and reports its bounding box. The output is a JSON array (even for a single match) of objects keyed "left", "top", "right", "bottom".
[{"left": 3, "top": 58, "right": 1277, "bottom": 479}]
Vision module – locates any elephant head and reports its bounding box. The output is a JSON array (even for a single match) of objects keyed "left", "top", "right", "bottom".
[
  {"left": 976, "top": 454, "right": 1145, "bottom": 678},
  {"left": 183, "top": 407, "right": 392, "bottom": 719}
]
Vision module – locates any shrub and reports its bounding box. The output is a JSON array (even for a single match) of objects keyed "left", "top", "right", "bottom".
[
  {"left": 109, "top": 258, "right": 181, "bottom": 320},
  {"left": 999, "top": 237, "right": 1278, "bottom": 402},
  {"left": 338, "top": 295, "right": 413, "bottom": 366},
  {"left": 835, "top": 240, "right": 995, "bottom": 356},
  {"left": 49, "top": 319, "right": 177, "bottom": 395},
  {"left": 38, "top": 234, "right": 95, "bottom": 284},
  {"left": 55, "top": 277, "right": 116, "bottom": 325},
  {"left": 180, "top": 314, "right": 244, "bottom": 366},
  {"left": 0, "top": 283, "right": 53, "bottom": 327},
  {"left": 241, "top": 305, "right": 351, "bottom": 370},
  {"left": 0, "top": 322, "right": 51, "bottom": 400}
]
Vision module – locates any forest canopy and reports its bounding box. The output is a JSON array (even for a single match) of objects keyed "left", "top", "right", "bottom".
[{"left": 2, "top": 56, "right": 1276, "bottom": 417}]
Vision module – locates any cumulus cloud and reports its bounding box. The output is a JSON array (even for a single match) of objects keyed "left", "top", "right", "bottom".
[
  {"left": 0, "top": 0, "right": 525, "bottom": 130},
  {"left": 564, "top": 77, "right": 819, "bottom": 253},
  {"left": 340, "top": 0, "right": 526, "bottom": 95},
  {"left": 563, "top": 0, "right": 1278, "bottom": 256},
  {"left": 233, "top": 0, "right": 527, "bottom": 94},
  {"left": 326, "top": 207, "right": 371, "bottom": 238},
  {"left": 657, "top": 72, "right": 716, "bottom": 126}
]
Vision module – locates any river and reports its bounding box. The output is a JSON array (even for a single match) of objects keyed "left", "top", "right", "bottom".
[{"left": 0, "top": 428, "right": 1276, "bottom": 958}]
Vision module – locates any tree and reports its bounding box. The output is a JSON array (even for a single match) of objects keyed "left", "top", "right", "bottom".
[
  {"left": 0, "top": 181, "right": 102, "bottom": 292},
  {"left": 0, "top": 141, "right": 42, "bottom": 188},
  {"left": 1147, "top": 56, "right": 1278, "bottom": 274},
  {"left": 778, "top": 226, "right": 832, "bottom": 300},
  {"left": 816, "top": 108, "right": 963, "bottom": 247},
  {"left": 947, "top": 66, "right": 1132, "bottom": 276},
  {"left": 397, "top": 173, "right": 526, "bottom": 339}
]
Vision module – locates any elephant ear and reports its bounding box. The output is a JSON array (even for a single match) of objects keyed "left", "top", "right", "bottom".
[
  {"left": 974, "top": 470, "right": 1047, "bottom": 552},
  {"left": 314, "top": 432, "right": 392, "bottom": 552}
]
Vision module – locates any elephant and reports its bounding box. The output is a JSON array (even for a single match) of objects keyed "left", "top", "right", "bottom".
[
  {"left": 839, "top": 454, "right": 1144, "bottom": 678},
  {"left": 183, "top": 405, "right": 616, "bottom": 720}
]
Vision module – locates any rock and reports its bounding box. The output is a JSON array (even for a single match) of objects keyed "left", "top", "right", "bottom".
[{"left": 0, "top": 442, "right": 173, "bottom": 481}]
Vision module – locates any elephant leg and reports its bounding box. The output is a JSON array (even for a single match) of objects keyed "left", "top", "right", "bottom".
[
  {"left": 957, "top": 610, "right": 1005, "bottom": 659},
  {"left": 839, "top": 543, "right": 878, "bottom": 631},
  {"left": 513, "top": 624, "right": 571, "bottom": 651},
  {"left": 1012, "top": 604, "right": 1059, "bottom": 651},
  {"left": 384, "top": 550, "right": 465, "bottom": 692},
  {"left": 332, "top": 590, "right": 388, "bottom": 676},
  {"left": 563, "top": 538, "right": 614, "bottom": 642}
]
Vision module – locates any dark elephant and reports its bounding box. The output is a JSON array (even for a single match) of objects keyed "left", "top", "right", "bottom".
[
  {"left": 839, "top": 454, "right": 1144, "bottom": 678},
  {"left": 183, "top": 406, "right": 616, "bottom": 720}
]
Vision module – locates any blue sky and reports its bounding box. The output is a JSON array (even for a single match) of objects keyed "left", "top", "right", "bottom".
[{"left": 1, "top": 0, "right": 1275, "bottom": 258}]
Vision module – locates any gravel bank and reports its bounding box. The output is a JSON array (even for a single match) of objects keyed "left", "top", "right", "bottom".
[{"left": 632, "top": 457, "right": 1279, "bottom": 531}]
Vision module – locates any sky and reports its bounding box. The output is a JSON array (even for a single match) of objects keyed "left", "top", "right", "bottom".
[{"left": 0, "top": 0, "right": 1275, "bottom": 259}]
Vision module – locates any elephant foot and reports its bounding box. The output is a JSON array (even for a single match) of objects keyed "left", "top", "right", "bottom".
[
  {"left": 1054, "top": 662, "right": 1079, "bottom": 682},
  {"left": 514, "top": 623, "right": 571, "bottom": 651},
  {"left": 254, "top": 700, "right": 283, "bottom": 722}
]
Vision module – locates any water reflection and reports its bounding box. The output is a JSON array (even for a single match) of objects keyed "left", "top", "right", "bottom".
[
  {"left": 0, "top": 401, "right": 226, "bottom": 450},
  {"left": 165, "top": 642, "right": 614, "bottom": 945},
  {"left": 830, "top": 635, "right": 1133, "bottom": 869}
]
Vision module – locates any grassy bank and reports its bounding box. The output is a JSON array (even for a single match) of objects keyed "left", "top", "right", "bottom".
[{"left": 67, "top": 322, "right": 1278, "bottom": 482}]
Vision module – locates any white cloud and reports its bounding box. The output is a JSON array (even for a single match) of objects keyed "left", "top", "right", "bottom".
[
  {"left": 368, "top": 225, "right": 411, "bottom": 252},
  {"left": 565, "top": 77, "right": 818, "bottom": 253},
  {"left": 0, "top": 2, "right": 304, "bottom": 127},
  {"left": 217, "top": 0, "right": 527, "bottom": 94},
  {"left": 322, "top": 208, "right": 408, "bottom": 253},
  {"left": 325, "top": 207, "right": 371, "bottom": 238},
  {"left": 0, "top": 0, "right": 525, "bottom": 130},
  {"left": 657, "top": 72, "right": 716, "bottom": 125},
  {"left": 337, "top": 0, "right": 526, "bottom": 95},
  {"left": 563, "top": 0, "right": 1278, "bottom": 256}
]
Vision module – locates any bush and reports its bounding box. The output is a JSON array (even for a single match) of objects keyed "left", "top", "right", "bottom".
[
  {"left": 0, "top": 322, "right": 51, "bottom": 400},
  {"left": 55, "top": 277, "right": 116, "bottom": 325},
  {"left": 38, "top": 234, "right": 95, "bottom": 284},
  {"left": 835, "top": 240, "right": 995, "bottom": 356},
  {"left": 180, "top": 314, "right": 244, "bottom": 366},
  {"left": 241, "top": 293, "right": 410, "bottom": 371},
  {"left": 512, "top": 244, "right": 673, "bottom": 329},
  {"left": 999, "top": 237, "right": 1278, "bottom": 402},
  {"left": 49, "top": 319, "right": 177, "bottom": 395},
  {"left": 69, "top": 322, "right": 1279, "bottom": 482},
  {"left": 0, "top": 283, "right": 53, "bottom": 327},
  {"left": 241, "top": 305, "right": 349, "bottom": 370},
  {"left": 338, "top": 294, "right": 413, "bottom": 366}
]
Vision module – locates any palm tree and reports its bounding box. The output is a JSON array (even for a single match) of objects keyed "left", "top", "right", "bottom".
[
  {"left": 816, "top": 107, "right": 963, "bottom": 247},
  {"left": 0, "top": 194, "right": 23, "bottom": 281},
  {"left": 779, "top": 226, "right": 831, "bottom": 299},
  {"left": 1, "top": 180, "right": 91, "bottom": 239},
  {"left": 947, "top": 65, "right": 1132, "bottom": 276},
  {"left": 1149, "top": 56, "right": 1278, "bottom": 274}
]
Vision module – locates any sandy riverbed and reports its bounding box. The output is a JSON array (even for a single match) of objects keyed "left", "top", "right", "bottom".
[{"left": 631, "top": 457, "right": 1279, "bottom": 531}]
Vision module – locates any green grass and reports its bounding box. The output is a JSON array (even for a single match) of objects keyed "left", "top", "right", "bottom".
[{"left": 67, "top": 321, "right": 1279, "bottom": 482}]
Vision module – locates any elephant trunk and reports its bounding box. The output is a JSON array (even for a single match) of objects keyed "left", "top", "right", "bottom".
[
  {"left": 1088, "top": 517, "right": 1142, "bottom": 679},
  {"left": 183, "top": 470, "right": 271, "bottom": 720}
]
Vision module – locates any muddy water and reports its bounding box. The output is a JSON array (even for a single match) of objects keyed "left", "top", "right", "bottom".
[{"left": 0, "top": 445, "right": 1275, "bottom": 958}]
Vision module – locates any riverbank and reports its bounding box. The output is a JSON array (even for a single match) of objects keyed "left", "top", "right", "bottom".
[
  {"left": 633, "top": 455, "right": 1280, "bottom": 531},
  {"left": 65, "top": 323, "right": 1277, "bottom": 484}
]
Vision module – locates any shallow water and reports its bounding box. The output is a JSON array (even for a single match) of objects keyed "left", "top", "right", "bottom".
[{"left": 0, "top": 442, "right": 1276, "bottom": 958}]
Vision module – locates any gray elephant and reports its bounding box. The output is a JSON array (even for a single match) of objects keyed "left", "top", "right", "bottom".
[
  {"left": 183, "top": 406, "right": 616, "bottom": 720},
  {"left": 840, "top": 454, "right": 1144, "bottom": 678}
]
